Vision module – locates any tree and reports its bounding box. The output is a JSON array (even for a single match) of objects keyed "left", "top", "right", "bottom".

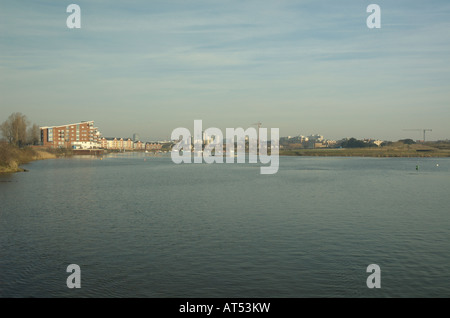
[
  {"left": 399, "top": 139, "right": 415, "bottom": 145},
  {"left": 0, "top": 112, "right": 29, "bottom": 146},
  {"left": 0, "top": 122, "right": 7, "bottom": 142},
  {"left": 28, "top": 123, "right": 41, "bottom": 145},
  {"left": 341, "top": 138, "right": 368, "bottom": 148}
]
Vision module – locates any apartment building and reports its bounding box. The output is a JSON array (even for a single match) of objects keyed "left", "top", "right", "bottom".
[
  {"left": 40, "top": 121, "right": 101, "bottom": 149},
  {"left": 145, "top": 142, "right": 162, "bottom": 151},
  {"left": 99, "top": 137, "right": 136, "bottom": 150}
]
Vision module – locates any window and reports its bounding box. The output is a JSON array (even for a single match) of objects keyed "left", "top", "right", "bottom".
[{"left": 48, "top": 128, "right": 53, "bottom": 142}]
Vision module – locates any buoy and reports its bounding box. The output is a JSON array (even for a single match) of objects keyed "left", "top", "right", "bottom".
[
  {"left": 416, "top": 165, "right": 419, "bottom": 171},
  {"left": 436, "top": 164, "right": 439, "bottom": 167}
]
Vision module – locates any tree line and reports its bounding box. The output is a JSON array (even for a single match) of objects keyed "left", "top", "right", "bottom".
[
  {"left": 340, "top": 138, "right": 377, "bottom": 148},
  {"left": 0, "top": 112, "right": 40, "bottom": 147}
]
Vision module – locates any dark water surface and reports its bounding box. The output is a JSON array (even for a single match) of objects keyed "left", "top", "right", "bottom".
[{"left": 1, "top": 154, "right": 449, "bottom": 297}]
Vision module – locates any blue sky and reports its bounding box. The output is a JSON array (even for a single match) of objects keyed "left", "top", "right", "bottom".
[{"left": 1, "top": 0, "right": 449, "bottom": 141}]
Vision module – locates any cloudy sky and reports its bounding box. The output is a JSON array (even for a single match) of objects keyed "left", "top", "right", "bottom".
[{"left": 1, "top": 0, "right": 449, "bottom": 141}]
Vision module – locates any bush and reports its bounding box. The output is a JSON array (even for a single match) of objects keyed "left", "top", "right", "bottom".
[
  {"left": 398, "top": 139, "right": 416, "bottom": 145},
  {"left": 0, "top": 143, "right": 37, "bottom": 168},
  {"left": 340, "top": 138, "right": 375, "bottom": 148}
]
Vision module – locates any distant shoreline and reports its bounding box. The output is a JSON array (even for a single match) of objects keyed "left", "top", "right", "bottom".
[
  {"left": 279, "top": 146, "right": 450, "bottom": 158},
  {"left": 2, "top": 144, "right": 450, "bottom": 175}
]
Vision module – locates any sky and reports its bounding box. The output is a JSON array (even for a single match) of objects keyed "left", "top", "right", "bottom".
[{"left": 1, "top": 0, "right": 449, "bottom": 141}]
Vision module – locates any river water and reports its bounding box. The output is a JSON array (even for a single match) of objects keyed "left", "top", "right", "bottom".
[{"left": 0, "top": 154, "right": 449, "bottom": 297}]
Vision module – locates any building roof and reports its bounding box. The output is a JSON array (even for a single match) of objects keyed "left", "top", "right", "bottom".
[{"left": 40, "top": 121, "right": 94, "bottom": 129}]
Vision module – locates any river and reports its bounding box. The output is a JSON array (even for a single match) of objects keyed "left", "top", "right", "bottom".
[{"left": 1, "top": 154, "right": 449, "bottom": 297}]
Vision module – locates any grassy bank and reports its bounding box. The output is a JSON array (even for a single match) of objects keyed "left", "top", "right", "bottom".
[
  {"left": 0, "top": 143, "right": 61, "bottom": 174},
  {"left": 280, "top": 143, "right": 450, "bottom": 157}
]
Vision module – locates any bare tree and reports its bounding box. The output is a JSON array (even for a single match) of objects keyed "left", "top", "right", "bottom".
[
  {"left": 28, "top": 123, "right": 41, "bottom": 145},
  {"left": 0, "top": 112, "right": 29, "bottom": 146},
  {"left": 0, "top": 121, "right": 8, "bottom": 142}
]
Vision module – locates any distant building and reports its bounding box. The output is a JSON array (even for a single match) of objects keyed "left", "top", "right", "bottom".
[
  {"left": 124, "top": 138, "right": 133, "bottom": 150},
  {"left": 145, "top": 142, "right": 162, "bottom": 151},
  {"left": 308, "top": 134, "right": 324, "bottom": 142},
  {"left": 371, "top": 140, "right": 383, "bottom": 147},
  {"left": 363, "top": 139, "right": 384, "bottom": 147},
  {"left": 100, "top": 137, "right": 109, "bottom": 149},
  {"left": 98, "top": 137, "right": 135, "bottom": 150},
  {"left": 98, "top": 137, "right": 148, "bottom": 151},
  {"left": 134, "top": 140, "right": 145, "bottom": 150},
  {"left": 40, "top": 121, "right": 101, "bottom": 149},
  {"left": 314, "top": 143, "right": 326, "bottom": 148}
]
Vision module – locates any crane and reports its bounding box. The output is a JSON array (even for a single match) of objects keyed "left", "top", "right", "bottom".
[
  {"left": 253, "top": 122, "right": 262, "bottom": 130},
  {"left": 403, "top": 129, "right": 432, "bottom": 142}
]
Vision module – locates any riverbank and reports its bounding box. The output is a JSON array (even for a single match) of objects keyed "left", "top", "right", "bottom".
[
  {"left": 280, "top": 143, "right": 450, "bottom": 157},
  {"left": 0, "top": 144, "right": 65, "bottom": 174}
]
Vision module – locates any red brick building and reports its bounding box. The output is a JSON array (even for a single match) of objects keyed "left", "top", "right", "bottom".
[{"left": 40, "top": 121, "right": 101, "bottom": 149}]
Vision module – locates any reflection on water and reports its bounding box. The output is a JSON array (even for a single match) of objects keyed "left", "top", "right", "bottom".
[{"left": 0, "top": 154, "right": 449, "bottom": 297}]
